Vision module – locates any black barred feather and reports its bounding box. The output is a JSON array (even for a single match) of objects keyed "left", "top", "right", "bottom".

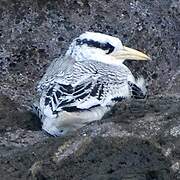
[
  {"left": 128, "top": 81, "right": 145, "bottom": 99},
  {"left": 39, "top": 59, "right": 146, "bottom": 115}
]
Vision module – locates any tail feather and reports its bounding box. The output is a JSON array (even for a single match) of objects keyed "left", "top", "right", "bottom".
[
  {"left": 128, "top": 77, "right": 147, "bottom": 99},
  {"left": 32, "top": 101, "right": 44, "bottom": 120},
  {"left": 136, "top": 77, "right": 147, "bottom": 95}
]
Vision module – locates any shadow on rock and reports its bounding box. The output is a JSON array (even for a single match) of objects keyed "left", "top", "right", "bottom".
[{"left": 0, "top": 94, "right": 41, "bottom": 133}]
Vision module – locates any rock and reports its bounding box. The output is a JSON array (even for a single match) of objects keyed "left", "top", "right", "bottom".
[
  {"left": 0, "top": 0, "right": 179, "bottom": 106},
  {"left": 0, "top": 0, "right": 179, "bottom": 179},
  {"left": 0, "top": 94, "right": 41, "bottom": 132},
  {"left": 28, "top": 137, "right": 172, "bottom": 180},
  {"left": 0, "top": 96, "right": 179, "bottom": 179}
]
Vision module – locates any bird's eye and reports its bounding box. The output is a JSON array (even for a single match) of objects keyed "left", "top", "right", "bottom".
[
  {"left": 76, "top": 39, "right": 115, "bottom": 54},
  {"left": 102, "top": 43, "right": 115, "bottom": 54},
  {"left": 76, "top": 39, "right": 82, "bottom": 45}
]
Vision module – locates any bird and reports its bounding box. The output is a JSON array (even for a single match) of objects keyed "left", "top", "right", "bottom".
[{"left": 33, "top": 32, "right": 151, "bottom": 136}]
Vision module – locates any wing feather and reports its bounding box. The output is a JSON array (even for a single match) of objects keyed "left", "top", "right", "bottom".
[
  {"left": 39, "top": 59, "right": 136, "bottom": 116},
  {"left": 128, "top": 81, "right": 146, "bottom": 99}
]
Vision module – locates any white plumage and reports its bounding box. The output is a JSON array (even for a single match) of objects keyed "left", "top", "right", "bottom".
[{"left": 34, "top": 32, "right": 150, "bottom": 136}]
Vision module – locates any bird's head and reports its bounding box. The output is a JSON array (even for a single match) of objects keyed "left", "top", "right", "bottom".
[{"left": 66, "top": 32, "right": 151, "bottom": 65}]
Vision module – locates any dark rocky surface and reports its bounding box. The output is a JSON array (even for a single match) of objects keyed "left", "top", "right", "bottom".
[{"left": 0, "top": 0, "right": 180, "bottom": 179}]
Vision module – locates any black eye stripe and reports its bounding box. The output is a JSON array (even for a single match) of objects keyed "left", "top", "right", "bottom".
[{"left": 76, "top": 38, "right": 115, "bottom": 54}]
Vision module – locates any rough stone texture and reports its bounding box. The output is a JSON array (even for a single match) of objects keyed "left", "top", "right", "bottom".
[
  {"left": 0, "top": 0, "right": 180, "bottom": 179},
  {"left": 0, "top": 0, "right": 179, "bottom": 106}
]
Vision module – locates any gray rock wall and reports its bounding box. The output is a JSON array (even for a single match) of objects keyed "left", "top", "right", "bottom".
[{"left": 0, "top": 0, "right": 179, "bottom": 107}]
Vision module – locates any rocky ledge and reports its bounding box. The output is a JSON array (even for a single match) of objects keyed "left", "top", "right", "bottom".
[{"left": 0, "top": 95, "right": 180, "bottom": 179}]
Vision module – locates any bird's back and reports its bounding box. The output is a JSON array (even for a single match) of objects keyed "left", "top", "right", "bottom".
[
  {"left": 38, "top": 56, "right": 133, "bottom": 111},
  {"left": 34, "top": 56, "right": 146, "bottom": 136}
]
